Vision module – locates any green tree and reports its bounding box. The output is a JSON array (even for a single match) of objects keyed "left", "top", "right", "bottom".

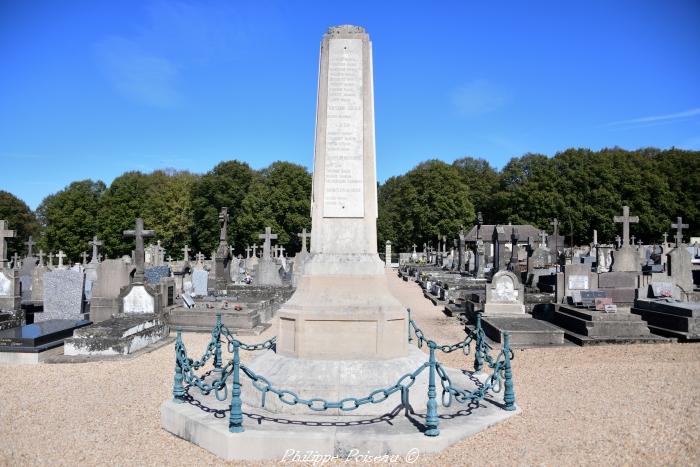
[
  {"left": 452, "top": 156, "right": 499, "bottom": 219},
  {"left": 0, "top": 190, "right": 40, "bottom": 259},
  {"left": 36, "top": 180, "right": 106, "bottom": 262},
  {"left": 190, "top": 160, "right": 257, "bottom": 256},
  {"left": 142, "top": 169, "right": 198, "bottom": 260},
  {"left": 236, "top": 161, "right": 312, "bottom": 254},
  {"left": 97, "top": 172, "right": 152, "bottom": 258},
  {"left": 377, "top": 160, "right": 474, "bottom": 252}
]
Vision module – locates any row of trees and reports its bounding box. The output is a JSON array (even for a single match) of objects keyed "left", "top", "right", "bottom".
[{"left": 1, "top": 147, "right": 698, "bottom": 262}]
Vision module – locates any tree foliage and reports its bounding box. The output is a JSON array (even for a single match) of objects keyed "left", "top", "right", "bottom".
[
  {"left": 0, "top": 190, "right": 40, "bottom": 259},
  {"left": 236, "top": 161, "right": 312, "bottom": 255},
  {"left": 36, "top": 180, "right": 106, "bottom": 261},
  {"left": 6, "top": 148, "right": 699, "bottom": 258},
  {"left": 190, "top": 161, "right": 257, "bottom": 256},
  {"left": 378, "top": 160, "right": 475, "bottom": 252}
]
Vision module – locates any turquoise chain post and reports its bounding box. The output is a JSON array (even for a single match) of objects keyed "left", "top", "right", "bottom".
[
  {"left": 229, "top": 340, "right": 244, "bottom": 433},
  {"left": 213, "top": 313, "right": 223, "bottom": 372},
  {"left": 424, "top": 341, "right": 440, "bottom": 437},
  {"left": 407, "top": 308, "right": 413, "bottom": 344},
  {"left": 474, "top": 312, "right": 484, "bottom": 373},
  {"left": 503, "top": 332, "right": 516, "bottom": 411},
  {"left": 172, "top": 329, "right": 185, "bottom": 403}
]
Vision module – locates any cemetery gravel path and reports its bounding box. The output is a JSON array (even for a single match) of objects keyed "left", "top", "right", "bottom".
[{"left": 0, "top": 271, "right": 698, "bottom": 467}]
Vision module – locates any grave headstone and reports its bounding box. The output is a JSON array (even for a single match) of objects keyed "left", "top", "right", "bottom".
[
  {"left": 484, "top": 270, "right": 525, "bottom": 315},
  {"left": 36, "top": 269, "right": 85, "bottom": 322}
]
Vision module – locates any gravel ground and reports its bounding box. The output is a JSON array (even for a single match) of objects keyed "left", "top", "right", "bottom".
[{"left": 1, "top": 271, "right": 699, "bottom": 467}]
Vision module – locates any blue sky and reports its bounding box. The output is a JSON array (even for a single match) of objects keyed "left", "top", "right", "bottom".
[{"left": 2, "top": 0, "right": 699, "bottom": 209}]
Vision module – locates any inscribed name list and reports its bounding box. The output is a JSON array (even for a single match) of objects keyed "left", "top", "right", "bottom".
[{"left": 323, "top": 38, "right": 364, "bottom": 218}]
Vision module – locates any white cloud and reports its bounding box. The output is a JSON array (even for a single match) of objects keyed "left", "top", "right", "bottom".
[
  {"left": 94, "top": 36, "right": 181, "bottom": 108},
  {"left": 451, "top": 79, "right": 509, "bottom": 116},
  {"left": 607, "top": 107, "right": 700, "bottom": 127}
]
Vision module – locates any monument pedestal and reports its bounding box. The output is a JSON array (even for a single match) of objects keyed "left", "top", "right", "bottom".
[{"left": 277, "top": 254, "right": 406, "bottom": 359}]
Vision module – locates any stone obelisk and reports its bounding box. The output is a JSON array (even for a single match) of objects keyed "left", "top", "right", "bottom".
[{"left": 276, "top": 25, "right": 406, "bottom": 359}]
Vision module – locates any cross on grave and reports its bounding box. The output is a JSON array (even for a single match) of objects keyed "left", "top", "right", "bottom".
[
  {"left": 245, "top": 245, "right": 251, "bottom": 259},
  {"left": 615, "top": 235, "right": 622, "bottom": 249},
  {"left": 123, "top": 217, "right": 156, "bottom": 283},
  {"left": 47, "top": 252, "right": 54, "bottom": 267},
  {"left": 182, "top": 244, "right": 190, "bottom": 262},
  {"left": 550, "top": 218, "right": 560, "bottom": 257},
  {"left": 278, "top": 245, "right": 285, "bottom": 257},
  {"left": 37, "top": 250, "right": 45, "bottom": 267},
  {"left": 297, "top": 228, "right": 311, "bottom": 253},
  {"left": 412, "top": 244, "right": 417, "bottom": 253},
  {"left": 56, "top": 250, "right": 67, "bottom": 269},
  {"left": 218, "top": 207, "right": 229, "bottom": 244},
  {"left": 229, "top": 245, "right": 234, "bottom": 258},
  {"left": 258, "top": 227, "right": 278, "bottom": 260},
  {"left": 671, "top": 216, "right": 689, "bottom": 247},
  {"left": 88, "top": 235, "right": 103, "bottom": 263},
  {"left": 0, "top": 220, "right": 15, "bottom": 267},
  {"left": 167, "top": 255, "right": 173, "bottom": 262},
  {"left": 12, "top": 252, "right": 20, "bottom": 270},
  {"left": 252, "top": 244, "right": 258, "bottom": 258},
  {"left": 196, "top": 252, "right": 205, "bottom": 263},
  {"left": 25, "top": 236, "right": 35, "bottom": 257},
  {"left": 630, "top": 235, "right": 636, "bottom": 246},
  {"left": 538, "top": 230, "right": 548, "bottom": 248},
  {"left": 662, "top": 232, "right": 669, "bottom": 246},
  {"left": 613, "top": 205, "right": 639, "bottom": 247},
  {"left": 81, "top": 251, "right": 88, "bottom": 265},
  {"left": 637, "top": 239, "right": 643, "bottom": 249}
]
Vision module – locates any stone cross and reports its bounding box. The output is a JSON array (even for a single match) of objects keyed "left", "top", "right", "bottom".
[
  {"left": 278, "top": 245, "right": 285, "bottom": 257},
  {"left": 123, "top": 217, "right": 155, "bottom": 283},
  {"left": 631, "top": 235, "right": 636, "bottom": 246},
  {"left": 229, "top": 245, "right": 234, "bottom": 258},
  {"left": 245, "top": 245, "right": 251, "bottom": 258},
  {"left": 662, "top": 232, "right": 669, "bottom": 246},
  {"left": 37, "top": 250, "right": 45, "bottom": 267},
  {"left": 613, "top": 205, "right": 639, "bottom": 247},
  {"left": 297, "top": 228, "right": 311, "bottom": 253},
  {"left": 182, "top": 244, "right": 190, "bottom": 262},
  {"left": 56, "top": 250, "right": 67, "bottom": 269},
  {"left": 258, "top": 227, "right": 277, "bottom": 260},
  {"left": 89, "top": 236, "right": 102, "bottom": 263},
  {"left": 219, "top": 207, "right": 229, "bottom": 244},
  {"left": 81, "top": 251, "right": 88, "bottom": 265},
  {"left": 167, "top": 255, "right": 173, "bottom": 262},
  {"left": 615, "top": 235, "right": 622, "bottom": 249},
  {"left": 25, "top": 236, "right": 35, "bottom": 257},
  {"left": 0, "top": 220, "right": 15, "bottom": 268},
  {"left": 412, "top": 244, "right": 417, "bottom": 254},
  {"left": 671, "top": 216, "right": 689, "bottom": 247},
  {"left": 637, "top": 239, "right": 643, "bottom": 249},
  {"left": 538, "top": 230, "right": 548, "bottom": 248},
  {"left": 47, "top": 252, "right": 54, "bottom": 267},
  {"left": 196, "top": 252, "right": 205, "bottom": 263},
  {"left": 252, "top": 244, "right": 258, "bottom": 258},
  {"left": 12, "top": 252, "right": 20, "bottom": 270}
]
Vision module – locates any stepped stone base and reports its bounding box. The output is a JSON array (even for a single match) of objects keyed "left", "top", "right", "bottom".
[
  {"left": 161, "top": 359, "right": 519, "bottom": 461},
  {"left": 551, "top": 304, "right": 669, "bottom": 346},
  {"left": 64, "top": 314, "right": 169, "bottom": 356},
  {"left": 631, "top": 298, "right": 700, "bottom": 341},
  {"left": 167, "top": 308, "right": 270, "bottom": 335},
  {"left": 481, "top": 316, "right": 565, "bottom": 347}
]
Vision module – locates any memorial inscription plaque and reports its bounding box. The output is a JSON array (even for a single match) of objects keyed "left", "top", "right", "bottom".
[{"left": 323, "top": 38, "right": 364, "bottom": 218}]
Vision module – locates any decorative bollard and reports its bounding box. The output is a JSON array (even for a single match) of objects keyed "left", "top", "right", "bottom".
[
  {"left": 229, "top": 340, "right": 244, "bottom": 433},
  {"left": 172, "top": 329, "right": 186, "bottom": 403},
  {"left": 424, "top": 341, "right": 440, "bottom": 436},
  {"left": 474, "top": 312, "right": 484, "bottom": 373},
  {"left": 503, "top": 333, "right": 516, "bottom": 411},
  {"left": 213, "top": 314, "right": 223, "bottom": 372}
]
